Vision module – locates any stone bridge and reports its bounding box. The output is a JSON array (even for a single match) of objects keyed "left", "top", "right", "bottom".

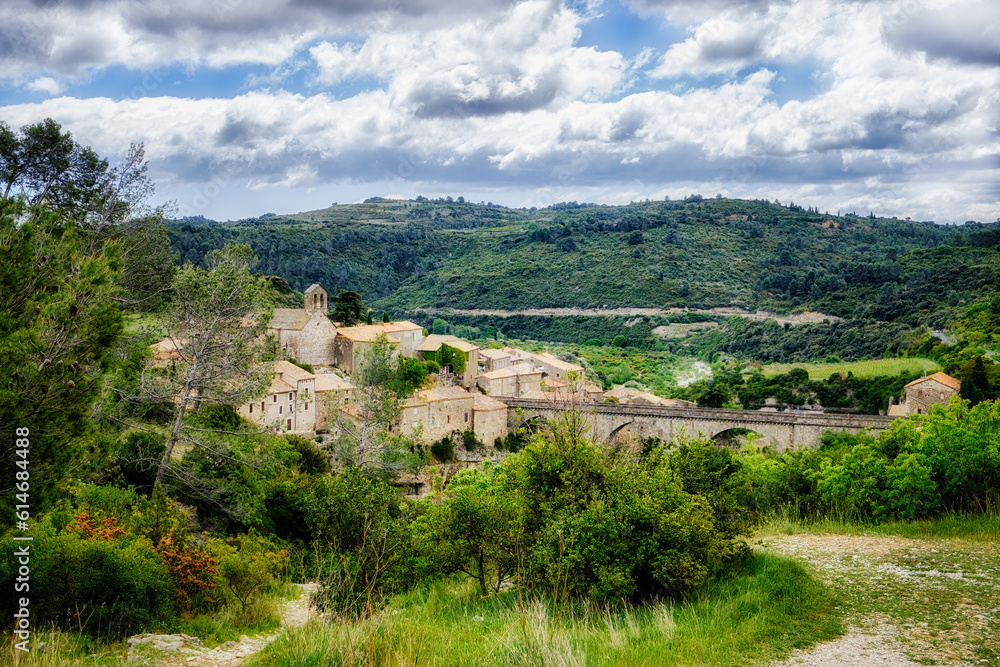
[{"left": 502, "top": 398, "right": 898, "bottom": 451}]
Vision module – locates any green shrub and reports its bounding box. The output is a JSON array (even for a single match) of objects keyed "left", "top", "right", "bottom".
[
  {"left": 0, "top": 531, "right": 177, "bottom": 640},
  {"left": 461, "top": 430, "right": 479, "bottom": 452},
  {"left": 106, "top": 431, "right": 165, "bottom": 493},
  {"left": 286, "top": 433, "right": 331, "bottom": 474},
  {"left": 611, "top": 334, "right": 628, "bottom": 348},
  {"left": 431, "top": 436, "right": 455, "bottom": 462}
]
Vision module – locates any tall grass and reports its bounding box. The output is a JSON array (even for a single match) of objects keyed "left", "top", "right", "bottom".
[
  {"left": 247, "top": 552, "right": 840, "bottom": 667},
  {"left": 759, "top": 357, "right": 940, "bottom": 379},
  {"left": 762, "top": 508, "right": 1000, "bottom": 542}
]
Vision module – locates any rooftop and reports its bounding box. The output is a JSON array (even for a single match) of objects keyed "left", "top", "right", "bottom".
[
  {"left": 478, "top": 348, "right": 510, "bottom": 360},
  {"left": 270, "top": 308, "right": 311, "bottom": 330},
  {"left": 417, "top": 386, "right": 474, "bottom": 402},
  {"left": 337, "top": 321, "right": 422, "bottom": 341},
  {"left": 274, "top": 359, "right": 315, "bottom": 382},
  {"left": 905, "top": 372, "right": 961, "bottom": 391},
  {"left": 473, "top": 393, "right": 507, "bottom": 411},
  {"left": 314, "top": 373, "right": 354, "bottom": 392}
]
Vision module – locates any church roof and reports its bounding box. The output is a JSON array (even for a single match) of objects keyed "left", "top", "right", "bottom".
[
  {"left": 904, "top": 372, "right": 961, "bottom": 391},
  {"left": 270, "top": 308, "right": 310, "bottom": 330}
]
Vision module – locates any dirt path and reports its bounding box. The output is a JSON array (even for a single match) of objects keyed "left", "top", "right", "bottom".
[
  {"left": 128, "top": 583, "right": 319, "bottom": 667},
  {"left": 411, "top": 306, "right": 840, "bottom": 326},
  {"left": 761, "top": 533, "right": 999, "bottom": 667}
]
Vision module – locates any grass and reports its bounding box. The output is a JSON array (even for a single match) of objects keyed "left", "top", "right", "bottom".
[
  {"left": 247, "top": 553, "right": 840, "bottom": 667},
  {"left": 763, "top": 509, "right": 1000, "bottom": 543},
  {"left": 758, "top": 357, "right": 940, "bottom": 380}
]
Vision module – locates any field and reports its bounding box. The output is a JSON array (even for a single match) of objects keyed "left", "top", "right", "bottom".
[{"left": 758, "top": 357, "right": 940, "bottom": 379}]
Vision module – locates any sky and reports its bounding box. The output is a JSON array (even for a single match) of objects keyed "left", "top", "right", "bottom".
[{"left": 1, "top": 0, "right": 998, "bottom": 223}]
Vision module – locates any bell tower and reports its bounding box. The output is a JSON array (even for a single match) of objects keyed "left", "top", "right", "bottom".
[{"left": 303, "top": 284, "right": 327, "bottom": 315}]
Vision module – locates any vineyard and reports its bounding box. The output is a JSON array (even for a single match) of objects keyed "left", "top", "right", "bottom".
[{"left": 759, "top": 357, "right": 941, "bottom": 379}]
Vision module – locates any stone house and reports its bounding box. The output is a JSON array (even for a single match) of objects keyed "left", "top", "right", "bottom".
[
  {"left": 314, "top": 372, "right": 354, "bottom": 431},
  {"left": 238, "top": 359, "right": 316, "bottom": 434},
  {"left": 417, "top": 334, "right": 480, "bottom": 387},
  {"left": 604, "top": 386, "right": 696, "bottom": 407},
  {"left": 268, "top": 284, "right": 339, "bottom": 366},
  {"left": 888, "top": 372, "right": 961, "bottom": 416},
  {"left": 529, "top": 352, "right": 585, "bottom": 380},
  {"left": 472, "top": 393, "right": 508, "bottom": 446},
  {"left": 333, "top": 321, "right": 423, "bottom": 374},
  {"left": 150, "top": 337, "right": 184, "bottom": 367},
  {"left": 477, "top": 364, "right": 543, "bottom": 398},
  {"left": 478, "top": 348, "right": 512, "bottom": 372},
  {"left": 397, "top": 386, "right": 475, "bottom": 443}
]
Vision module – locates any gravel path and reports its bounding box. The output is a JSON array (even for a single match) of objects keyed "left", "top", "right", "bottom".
[
  {"left": 130, "top": 583, "right": 319, "bottom": 667},
  {"left": 762, "top": 533, "right": 997, "bottom": 667}
]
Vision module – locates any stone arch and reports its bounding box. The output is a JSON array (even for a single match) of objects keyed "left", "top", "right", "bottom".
[
  {"left": 608, "top": 420, "right": 634, "bottom": 440},
  {"left": 705, "top": 421, "right": 791, "bottom": 451}
]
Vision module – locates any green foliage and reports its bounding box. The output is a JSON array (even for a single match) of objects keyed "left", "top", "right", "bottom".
[
  {"left": 611, "top": 334, "right": 628, "bottom": 348},
  {"left": 212, "top": 532, "right": 289, "bottom": 615},
  {"left": 0, "top": 199, "right": 125, "bottom": 518},
  {"left": 0, "top": 507, "right": 177, "bottom": 640},
  {"left": 460, "top": 429, "right": 480, "bottom": 452},
  {"left": 331, "top": 290, "right": 366, "bottom": 326},
  {"left": 430, "top": 436, "right": 455, "bottom": 462},
  {"left": 438, "top": 343, "right": 467, "bottom": 375},
  {"left": 397, "top": 355, "right": 429, "bottom": 394},
  {"left": 105, "top": 431, "right": 166, "bottom": 493},
  {"left": 305, "top": 469, "right": 412, "bottom": 617},
  {"left": 285, "top": 433, "right": 331, "bottom": 475}
]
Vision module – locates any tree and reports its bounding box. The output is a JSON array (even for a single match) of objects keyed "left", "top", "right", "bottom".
[
  {"left": 414, "top": 465, "right": 518, "bottom": 596},
  {"left": 148, "top": 244, "right": 274, "bottom": 486},
  {"left": 0, "top": 199, "right": 125, "bottom": 517},
  {"left": 330, "top": 333, "right": 415, "bottom": 472},
  {"left": 331, "top": 290, "right": 367, "bottom": 326}
]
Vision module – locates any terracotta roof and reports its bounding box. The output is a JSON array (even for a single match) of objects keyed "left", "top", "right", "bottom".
[
  {"left": 417, "top": 334, "right": 459, "bottom": 352},
  {"left": 478, "top": 348, "right": 510, "bottom": 360},
  {"left": 314, "top": 373, "right": 354, "bottom": 392},
  {"left": 274, "top": 359, "right": 315, "bottom": 382},
  {"left": 442, "top": 339, "right": 478, "bottom": 353},
  {"left": 473, "top": 394, "right": 507, "bottom": 411},
  {"left": 482, "top": 367, "right": 517, "bottom": 379},
  {"left": 270, "top": 308, "right": 311, "bottom": 330},
  {"left": 905, "top": 372, "right": 961, "bottom": 391},
  {"left": 545, "top": 379, "right": 568, "bottom": 389},
  {"left": 417, "top": 386, "right": 473, "bottom": 402},
  {"left": 268, "top": 377, "right": 297, "bottom": 394},
  {"left": 336, "top": 326, "right": 403, "bottom": 343}
]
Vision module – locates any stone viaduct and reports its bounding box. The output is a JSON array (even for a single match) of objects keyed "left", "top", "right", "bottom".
[{"left": 502, "top": 398, "right": 898, "bottom": 451}]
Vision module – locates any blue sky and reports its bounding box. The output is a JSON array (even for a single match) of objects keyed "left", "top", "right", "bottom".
[{"left": 1, "top": 0, "right": 998, "bottom": 222}]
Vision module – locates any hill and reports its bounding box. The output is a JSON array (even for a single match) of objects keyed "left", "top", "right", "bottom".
[{"left": 166, "top": 197, "right": 1000, "bottom": 340}]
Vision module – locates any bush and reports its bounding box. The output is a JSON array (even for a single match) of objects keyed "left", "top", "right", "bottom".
[
  {"left": 612, "top": 335, "right": 628, "bottom": 348},
  {"left": 431, "top": 436, "right": 455, "bottom": 462},
  {"left": 286, "top": 433, "right": 331, "bottom": 474},
  {"left": 0, "top": 530, "right": 177, "bottom": 640},
  {"left": 106, "top": 431, "right": 165, "bottom": 493},
  {"left": 461, "top": 430, "right": 480, "bottom": 452}
]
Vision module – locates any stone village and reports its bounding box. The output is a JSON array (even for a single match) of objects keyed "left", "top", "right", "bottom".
[{"left": 153, "top": 284, "right": 961, "bottom": 472}]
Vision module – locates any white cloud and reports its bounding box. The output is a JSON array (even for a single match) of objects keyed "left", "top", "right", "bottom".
[{"left": 25, "top": 76, "right": 64, "bottom": 95}]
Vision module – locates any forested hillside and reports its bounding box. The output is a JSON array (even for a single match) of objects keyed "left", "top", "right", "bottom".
[{"left": 167, "top": 197, "right": 1000, "bottom": 328}]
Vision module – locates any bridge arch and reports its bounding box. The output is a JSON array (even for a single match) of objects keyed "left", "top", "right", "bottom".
[{"left": 704, "top": 421, "right": 791, "bottom": 451}]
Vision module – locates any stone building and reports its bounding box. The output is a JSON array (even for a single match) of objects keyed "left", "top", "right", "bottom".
[
  {"left": 472, "top": 393, "right": 508, "bottom": 446},
  {"left": 334, "top": 321, "right": 423, "bottom": 374},
  {"left": 314, "top": 372, "right": 354, "bottom": 431},
  {"left": 239, "top": 360, "right": 316, "bottom": 434},
  {"left": 417, "top": 334, "right": 480, "bottom": 387},
  {"left": 529, "top": 351, "right": 585, "bottom": 380},
  {"left": 478, "top": 348, "right": 512, "bottom": 372},
  {"left": 477, "top": 364, "right": 543, "bottom": 398},
  {"left": 268, "top": 284, "right": 338, "bottom": 366},
  {"left": 888, "top": 372, "right": 961, "bottom": 416},
  {"left": 397, "top": 386, "right": 475, "bottom": 443}
]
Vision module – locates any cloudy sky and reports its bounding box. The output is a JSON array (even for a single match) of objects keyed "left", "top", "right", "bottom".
[{"left": 1, "top": 0, "right": 998, "bottom": 222}]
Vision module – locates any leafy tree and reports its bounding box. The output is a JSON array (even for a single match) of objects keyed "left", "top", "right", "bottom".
[
  {"left": 147, "top": 244, "right": 274, "bottom": 486},
  {"left": 0, "top": 199, "right": 124, "bottom": 518},
  {"left": 331, "top": 290, "right": 367, "bottom": 326},
  {"left": 413, "top": 465, "right": 518, "bottom": 596},
  {"left": 330, "top": 333, "right": 414, "bottom": 472}
]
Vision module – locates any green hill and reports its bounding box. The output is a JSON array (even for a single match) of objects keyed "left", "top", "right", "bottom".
[{"left": 167, "top": 196, "right": 1000, "bottom": 338}]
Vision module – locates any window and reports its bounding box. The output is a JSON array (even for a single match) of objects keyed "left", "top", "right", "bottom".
[
  {"left": 287, "top": 419, "right": 292, "bottom": 430},
  {"left": 289, "top": 392, "right": 293, "bottom": 401},
  {"left": 447, "top": 415, "right": 451, "bottom": 424},
  {"left": 261, "top": 401, "right": 265, "bottom": 411},
  {"left": 279, "top": 406, "right": 283, "bottom": 414},
  {"left": 940, "top": 392, "right": 944, "bottom": 400},
  {"left": 464, "top": 412, "right": 468, "bottom": 422},
  {"left": 249, "top": 404, "right": 253, "bottom": 414},
  {"left": 304, "top": 403, "right": 308, "bottom": 411},
  {"left": 289, "top": 403, "right": 294, "bottom": 413},
  {"left": 273, "top": 395, "right": 277, "bottom": 403}
]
